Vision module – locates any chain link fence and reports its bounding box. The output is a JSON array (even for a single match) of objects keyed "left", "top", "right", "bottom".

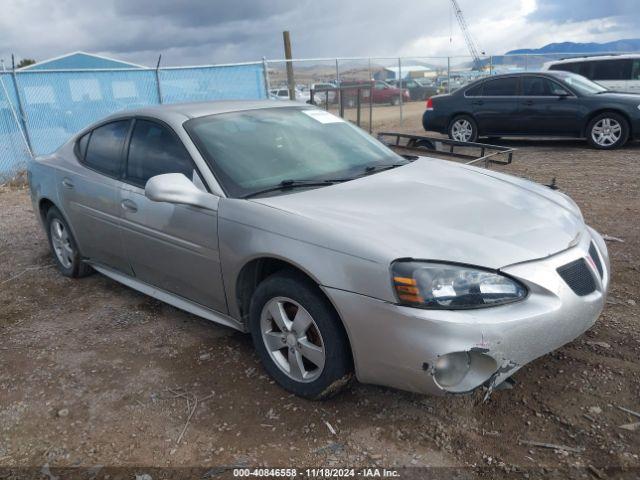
[
  {"left": 0, "top": 62, "right": 267, "bottom": 181},
  {"left": 265, "top": 52, "right": 640, "bottom": 133},
  {"left": 2, "top": 51, "right": 638, "bottom": 182}
]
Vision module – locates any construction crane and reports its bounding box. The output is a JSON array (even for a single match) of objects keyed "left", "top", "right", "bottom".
[{"left": 449, "top": 0, "right": 484, "bottom": 70}]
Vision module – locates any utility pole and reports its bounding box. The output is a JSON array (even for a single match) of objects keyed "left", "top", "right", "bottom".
[{"left": 282, "top": 31, "right": 296, "bottom": 100}]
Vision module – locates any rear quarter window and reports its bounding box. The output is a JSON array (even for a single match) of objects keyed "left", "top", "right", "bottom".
[
  {"left": 76, "top": 132, "right": 90, "bottom": 160},
  {"left": 83, "top": 120, "right": 130, "bottom": 177},
  {"left": 465, "top": 83, "right": 483, "bottom": 96}
]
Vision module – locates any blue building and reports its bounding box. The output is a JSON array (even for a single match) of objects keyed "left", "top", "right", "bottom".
[{"left": 19, "top": 51, "right": 145, "bottom": 70}]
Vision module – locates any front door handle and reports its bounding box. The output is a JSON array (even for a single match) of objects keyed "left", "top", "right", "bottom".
[
  {"left": 523, "top": 100, "right": 534, "bottom": 106},
  {"left": 61, "top": 178, "right": 74, "bottom": 189},
  {"left": 471, "top": 100, "right": 484, "bottom": 105},
  {"left": 121, "top": 199, "right": 138, "bottom": 213}
]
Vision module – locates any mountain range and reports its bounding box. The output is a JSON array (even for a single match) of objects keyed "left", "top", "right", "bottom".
[{"left": 506, "top": 39, "right": 640, "bottom": 55}]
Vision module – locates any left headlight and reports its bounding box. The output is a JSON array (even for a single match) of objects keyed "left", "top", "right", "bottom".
[{"left": 391, "top": 261, "right": 527, "bottom": 309}]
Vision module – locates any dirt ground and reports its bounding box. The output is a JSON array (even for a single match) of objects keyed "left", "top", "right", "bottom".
[{"left": 1, "top": 117, "right": 639, "bottom": 479}]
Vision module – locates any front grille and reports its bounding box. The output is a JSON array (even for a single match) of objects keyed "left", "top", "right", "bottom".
[
  {"left": 557, "top": 258, "right": 597, "bottom": 296},
  {"left": 589, "top": 242, "right": 604, "bottom": 279}
]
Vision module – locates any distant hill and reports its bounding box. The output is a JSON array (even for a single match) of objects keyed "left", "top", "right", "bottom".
[{"left": 506, "top": 39, "right": 640, "bottom": 55}]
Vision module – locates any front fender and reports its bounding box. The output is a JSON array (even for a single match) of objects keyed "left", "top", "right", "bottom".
[{"left": 217, "top": 198, "right": 394, "bottom": 321}]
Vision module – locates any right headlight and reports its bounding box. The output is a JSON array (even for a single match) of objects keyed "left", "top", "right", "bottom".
[{"left": 391, "top": 261, "right": 527, "bottom": 309}]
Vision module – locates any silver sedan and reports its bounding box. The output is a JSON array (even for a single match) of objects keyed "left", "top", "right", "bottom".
[{"left": 28, "top": 100, "right": 609, "bottom": 399}]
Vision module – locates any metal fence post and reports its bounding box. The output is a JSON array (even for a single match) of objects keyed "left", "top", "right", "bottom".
[
  {"left": 155, "top": 55, "right": 163, "bottom": 104},
  {"left": 447, "top": 56, "right": 451, "bottom": 94},
  {"left": 368, "top": 57, "right": 373, "bottom": 133},
  {"left": 489, "top": 56, "right": 493, "bottom": 75},
  {"left": 10, "top": 55, "right": 33, "bottom": 155},
  {"left": 398, "top": 57, "right": 403, "bottom": 126},
  {"left": 262, "top": 57, "right": 271, "bottom": 98},
  {"left": 524, "top": 55, "right": 528, "bottom": 72},
  {"left": 335, "top": 58, "right": 341, "bottom": 115}
]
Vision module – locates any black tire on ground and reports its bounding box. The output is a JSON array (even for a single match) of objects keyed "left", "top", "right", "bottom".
[
  {"left": 586, "top": 112, "right": 629, "bottom": 150},
  {"left": 447, "top": 114, "right": 478, "bottom": 142},
  {"left": 414, "top": 139, "right": 436, "bottom": 150},
  {"left": 45, "top": 206, "right": 93, "bottom": 278},
  {"left": 248, "top": 270, "right": 353, "bottom": 400}
]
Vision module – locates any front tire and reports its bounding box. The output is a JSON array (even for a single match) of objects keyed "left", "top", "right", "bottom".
[
  {"left": 586, "top": 112, "right": 628, "bottom": 149},
  {"left": 448, "top": 115, "right": 478, "bottom": 142},
  {"left": 249, "top": 271, "right": 353, "bottom": 400},
  {"left": 45, "top": 206, "right": 92, "bottom": 278}
]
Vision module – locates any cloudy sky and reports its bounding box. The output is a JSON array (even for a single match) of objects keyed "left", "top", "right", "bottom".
[{"left": 0, "top": 0, "right": 638, "bottom": 67}]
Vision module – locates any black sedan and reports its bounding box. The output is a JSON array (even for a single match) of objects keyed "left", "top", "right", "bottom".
[{"left": 422, "top": 71, "right": 640, "bottom": 149}]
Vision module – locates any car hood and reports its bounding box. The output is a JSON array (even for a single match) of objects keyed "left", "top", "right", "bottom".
[
  {"left": 252, "top": 158, "right": 585, "bottom": 269},
  {"left": 594, "top": 91, "right": 640, "bottom": 102}
]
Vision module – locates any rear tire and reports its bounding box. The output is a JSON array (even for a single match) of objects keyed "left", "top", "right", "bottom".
[
  {"left": 448, "top": 115, "right": 478, "bottom": 142},
  {"left": 586, "top": 112, "right": 628, "bottom": 150},
  {"left": 249, "top": 271, "right": 353, "bottom": 400},
  {"left": 45, "top": 207, "right": 92, "bottom": 278}
]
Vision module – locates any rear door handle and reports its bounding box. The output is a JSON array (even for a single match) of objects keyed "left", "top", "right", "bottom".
[
  {"left": 471, "top": 100, "right": 484, "bottom": 105},
  {"left": 523, "top": 100, "right": 534, "bottom": 106},
  {"left": 61, "top": 178, "right": 74, "bottom": 189},
  {"left": 121, "top": 199, "right": 138, "bottom": 213}
]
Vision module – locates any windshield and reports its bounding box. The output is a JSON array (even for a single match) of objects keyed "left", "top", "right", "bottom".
[
  {"left": 560, "top": 73, "right": 608, "bottom": 95},
  {"left": 185, "top": 107, "right": 405, "bottom": 198}
]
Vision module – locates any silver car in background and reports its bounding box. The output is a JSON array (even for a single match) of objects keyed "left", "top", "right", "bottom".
[{"left": 28, "top": 100, "right": 609, "bottom": 399}]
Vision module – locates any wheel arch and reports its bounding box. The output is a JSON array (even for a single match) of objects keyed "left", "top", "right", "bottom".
[
  {"left": 582, "top": 108, "right": 632, "bottom": 138},
  {"left": 448, "top": 112, "right": 477, "bottom": 127},
  {"left": 38, "top": 197, "right": 83, "bottom": 254},
  {"left": 38, "top": 197, "right": 58, "bottom": 224},
  {"left": 234, "top": 255, "right": 355, "bottom": 365}
]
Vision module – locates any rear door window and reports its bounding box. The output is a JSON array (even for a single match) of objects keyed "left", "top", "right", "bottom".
[
  {"left": 125, "top": 119, "right": 200, "bottom": 188},
  {"left": 592, "top": 59, "right": 633, "bottom": 80},
  {"left": 83, "top": 120, "right": 130, "bottom": 176},
  {"left": 481, "top": 77, "right": 518, "bottom": 96}
]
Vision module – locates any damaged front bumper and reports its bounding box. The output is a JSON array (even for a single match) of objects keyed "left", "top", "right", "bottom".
[{"left": 324, "top": 227, "right": 609, "bottom": 396}]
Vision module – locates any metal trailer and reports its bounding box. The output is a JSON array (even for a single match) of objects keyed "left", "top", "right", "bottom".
[{"left": 376, "top": 132, "right": 515, "bottom": 169}]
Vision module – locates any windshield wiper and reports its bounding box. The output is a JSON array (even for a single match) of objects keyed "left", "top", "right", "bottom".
[
  {"left": 243, "top": 178, "right": 348, "bottom": 199},
  {"left": 362, "top": 163, "right": 407, "bottom": 175}
]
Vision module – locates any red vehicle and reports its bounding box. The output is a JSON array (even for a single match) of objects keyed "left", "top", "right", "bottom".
[{"left": 337, "top": 80, "right": 410, "bottom": 106}]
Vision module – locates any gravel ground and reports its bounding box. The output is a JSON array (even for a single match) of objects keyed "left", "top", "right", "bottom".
[{"left": 1, "top": 125, "right": 639, "bottom": 479}]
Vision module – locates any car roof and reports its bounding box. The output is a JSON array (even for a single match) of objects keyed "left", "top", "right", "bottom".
[
  {"left": 546, "top": 53, "right": 640, "bottom": 64},
  {"left": 464, "top": 71, "right": 571, "bottom": 84},
  {"left": 103, "top": 99, "right": 303, "bottom": 123}
]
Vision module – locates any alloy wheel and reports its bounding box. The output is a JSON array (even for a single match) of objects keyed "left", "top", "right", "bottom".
[
  {"left": 50, "top": 218, "right": 74, "bottom": 268},
  {"left": 451, "top": 119, "right": 473, "bottom": 141},
  {"left": 591, "top": 118, "right": 622, "bottom": 147},
  {"left": 260, "top": 296, "right": 326, "bottom": 383}
]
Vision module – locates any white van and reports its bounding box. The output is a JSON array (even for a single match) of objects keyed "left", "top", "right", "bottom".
[{"left": 542, "top": 54, "right": 640, "bottom": 93}]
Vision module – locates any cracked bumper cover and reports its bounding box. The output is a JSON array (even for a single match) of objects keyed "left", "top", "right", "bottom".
[{"left": 323, "top": 227, "right": 609, "bottom": 396}]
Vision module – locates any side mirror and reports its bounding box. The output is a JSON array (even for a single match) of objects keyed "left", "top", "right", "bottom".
[
  {"left": 145, "top": 173, "right": 218, "bottom": 211},
  {"left": 554, "top": 90, "right": 570, "bottom": 98}
]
